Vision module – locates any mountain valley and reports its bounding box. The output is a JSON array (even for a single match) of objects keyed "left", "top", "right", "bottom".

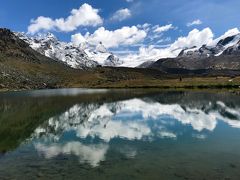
[{"left": 0, "top": 28, "right": 240, "bottom": 91}]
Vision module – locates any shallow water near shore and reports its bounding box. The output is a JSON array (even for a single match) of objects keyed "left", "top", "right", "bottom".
[{"left": 0, "top": 88, "right": 240, "bottom": 179}]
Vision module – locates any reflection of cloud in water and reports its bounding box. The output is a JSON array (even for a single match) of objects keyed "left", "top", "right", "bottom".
[
  {"left": 35, "top": 142, "right": 108, "bottom": 167},
  {"left": 31, "top": 98, "right": 240, "bottom": 166},
  {"left": 119, "top": 99, "right": 240, "bottom": 131},
  {"left": 118, "top": 99, "right": 217, "bottom": 131},
  {"left": 33, "top": 98, "right": 240, "bottom": 142},
  {"left": 76, "top": 120, "right": 151, "bottom": 142},
  {"left": 159, "top": 131, "right": 177, "bottom": 139},
  {"left": 192, "top": 134, "right": 207, "bottom": 140}
]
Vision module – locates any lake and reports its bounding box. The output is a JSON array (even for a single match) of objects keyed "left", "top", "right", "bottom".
[{"left": 0, "top": 89, "right": 240, "bottom": 179}]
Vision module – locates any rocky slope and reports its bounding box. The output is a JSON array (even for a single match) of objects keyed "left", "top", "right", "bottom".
[
  {"left": 0, "top": 28, "right": 89, "bottom": 90},
  {"left": 137, "top": 61, "right": 155, "bottom": 68},
  {"left": 16, "top": 32, "right": 122, "bottom": 69}
]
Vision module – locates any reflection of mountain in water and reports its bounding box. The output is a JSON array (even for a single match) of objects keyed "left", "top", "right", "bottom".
[
  {"left": 31, "top": 94, "right": 240, "bottom": 166},
  {"left": 33, "top": 98, "right": 240, "bottom": 141}
]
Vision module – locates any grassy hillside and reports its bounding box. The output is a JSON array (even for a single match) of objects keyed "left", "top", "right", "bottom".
[{"left": 1, "top": 60, "right": 240, "bottom": 90}]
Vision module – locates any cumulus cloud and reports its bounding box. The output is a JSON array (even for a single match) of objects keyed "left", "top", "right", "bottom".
[
  {"left": 170, "top": 28, "right": 213, "bottom": 50},
  {"left": 72, "top": 26, "right": 147, "bottom": 48},
  {"left": 28, "top": 17, "right": 55, "bottom": 34},
  {"left": 120, "top": 45, "right": 173, "bottom": 67},
  {"left": 187, "top": 19, "right": 202, "bottom": 27},
  {"left": 153, "top": 24, "right": 174, "bottom": 33},
  {"left": 28, "top": 3, "right": 103, "bottom": 34},
  {"left": 71, "top": 33, "right": 86, "bottom": 45},
  {"left": 111, "top": 8, "right": 131, "bottom": 22}
]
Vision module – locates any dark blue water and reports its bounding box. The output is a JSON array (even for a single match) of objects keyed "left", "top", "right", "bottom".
[{"left": 0, "top": 89, "right": 240, "bottom": 179}]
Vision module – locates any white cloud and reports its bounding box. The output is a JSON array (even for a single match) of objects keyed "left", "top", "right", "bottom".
[
  {"left": 153, "top": 24, "right": 174, "bottom": 33},
  {"left": 137, "top": 23, "right": 151, "bottom": 32},
  {"left": 35, "top": 142, "right": 108, "bottom": 167},
  {"left": 28, "top": 3, "right": 103, "bottom": 34},
  {"left": 170, "top": 28, "right": 213, "bottom": 51},
  {"left": 125, "top": 0, "right": 134, "bottom": 2},
  {"left": 28, "top": 17, "right": 55, "bottom": 34},
  {"left": 187, "top": 19, "right": 202, "bottom": 27},
  {"left": 72, "top": 26, "right": 147, "bottom": 48},
  {"left": 120, "top": 45, "right": 173, "bottom": 67},
  {"left": 110, "top": 8, "right": 131, "bottom": 22},
  {"left": 140, "top": 23, "right": 151, "bottom": 29},
  {"left": 71, "top": 33, "right": 86, "bottom": 45}
]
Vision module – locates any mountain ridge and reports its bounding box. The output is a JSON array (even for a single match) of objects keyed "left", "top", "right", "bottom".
[
  {"left": 140, "top": 33, "right": 240, "bottom": 73},
  {"left": 16, "top": 32, "right": 122, "bottom": 69},
  {"left": 177, "top": 33, "right": 240, "bottom": 58}
]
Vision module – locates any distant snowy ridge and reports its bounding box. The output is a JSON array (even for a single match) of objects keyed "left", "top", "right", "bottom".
[
  {"left": 16, "top": 32, "right": 122, "bottom": 69},
  {"left": 178, "top": 33, "right": 240, "bottom": 58},
  {"left": 16, "top": 30, "right": 240, "bottom": 70}
]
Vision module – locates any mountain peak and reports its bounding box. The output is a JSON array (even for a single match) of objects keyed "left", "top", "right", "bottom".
[
  {"left": 35, "top": 32, "right": 58, "bottom": 42},
  {"left": 0, "top": 28, "right": 12, "bottom": 35},
  {"left": 96, "top": 42, "right": 107, "bottom": 53},
  {"left": 0, "top": 28, "right": 18, "bottom": 42}
]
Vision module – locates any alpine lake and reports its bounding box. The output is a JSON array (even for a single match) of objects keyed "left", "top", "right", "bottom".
[{"left": 0, "top": 88, "right": 240, "bottom": 179}]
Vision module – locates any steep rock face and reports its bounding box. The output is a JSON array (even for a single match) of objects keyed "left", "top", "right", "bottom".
[
  {"left": 0, "top": 29, "right": 33, "bottom": 58},
  {"left": 222, "top": 40, "right": 240, "bottom": 55},
  {"left": 16, "top": 33, "right": 122, "bottom": 69}
]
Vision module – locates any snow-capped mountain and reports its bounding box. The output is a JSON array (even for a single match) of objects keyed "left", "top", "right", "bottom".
[
  {"left": 85, "top": 42, "right": 122, "bottom": 67},
  {"left": 15, "top": 31, "right": 240, "bottom": 70},
  {"left": 148, "top": 32, "right": 240, "bottom": 71},
  {"left": 178, "top": 33, "right": 240, "bottom": 58},
  {"left": 15, "top": 32, "right": 122, "bottom": 69}
]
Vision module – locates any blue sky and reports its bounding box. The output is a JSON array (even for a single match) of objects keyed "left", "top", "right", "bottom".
[
  {"left": 1, "top": 0, "right": 240, "bottom": 66},
  {"left": 1, "top": 0, "right": 240, "bottom": 39}
]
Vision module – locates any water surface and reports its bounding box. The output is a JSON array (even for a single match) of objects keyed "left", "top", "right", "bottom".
[{"left": 0, "top": 89, "right": 240, "bottom": 179}]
